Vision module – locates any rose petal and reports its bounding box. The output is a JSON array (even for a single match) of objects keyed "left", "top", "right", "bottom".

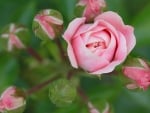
[
  {"left": 95, "top": 11, "right": 136, "bottom": 54},
  {"left": 72, "top": 36, "right": 109, "bottom": 72},
  {"left": 44, "top": 16, "right": 63, "bottom": 25},
  {"left": 63, "top": 17, "right": 86, "bottom": 68},
  {"left": 91, "top": 61, "right": 121, "bottom": 74},
  {"left": 67, "top": 43, "right": 78, "bottom": 68},
  {"left": 35, "top": 18, "right": 55, "bottom": 39},
  {"left": 123, "top": 67, "right": 150, "bottom": 80},
  {"left": 63, "top": 17, "right": 86, "bottom": 42}
]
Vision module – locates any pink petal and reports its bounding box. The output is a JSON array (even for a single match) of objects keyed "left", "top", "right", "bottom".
[
  {"left": 91, "top": 61, "right": 121, "bottom": 74},
  {"left": 95, "top": 11, "right": 136, "bottom": 54},
  {"left": 1, "top": 87, "right": 25, "bottom": 110},
  {"left": 44, "top": 15, "right": 63, "bottom": 25},
  {"left": 113, "top": 31, "right": 127, "bottom": 61},
  {"left": 96, "top": 19, "right": 127, "bottom": 62},
  {"left": 90, "top": 24, "right": 127, "bottom": 75},
  {"left": 35, "top": 17, "right": 55, "bottom": 39},
  {"left": 0, "top": 100, "right": 5, "bottom": 112},
  {"left": 1, "top": 87, "right": 15, "bottom": 99},
  {"left": 63, "top": 17, "right": 86, "bottom": 68},
  {"left": 123, "top": 67, "right": 149, "bottom": 80},
  {"left": 67, "top": 43, "right": 78, "bottom": 68},
  {"left": 72, "top": 36, "right": 109, "bottom": 72},
  {"left": 9, "top": 34, "right": 25, "bottom": 51},
  {"left": 63, "top": 17, "right": 86, "bottom": 42}
]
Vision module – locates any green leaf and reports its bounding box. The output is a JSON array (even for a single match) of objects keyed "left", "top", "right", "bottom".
[
  {"left": 131, "top": 3, "right": 150, "bottom": 58},
  {"left": 0, "top": 54, "right": 19, "bottom": 92},
  {"left": 132, "top": 2, "right": 150, "bottom": 46}
]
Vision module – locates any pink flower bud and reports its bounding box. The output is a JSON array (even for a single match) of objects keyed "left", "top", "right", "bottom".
[
  {"left": 33, "top": 9, "right": 63, "bottom": 40},
  {"left": 0, "top": 23, "right": 30, "bottom": 52},
  {"left": 0, "top": 86, "right": 26, "bottom": 113},
  {"left": 123, "top": 58, "right": 150, "bottom": 90},
  {"left": 76, "top": 0, "right": 106, "bottom": 22}
]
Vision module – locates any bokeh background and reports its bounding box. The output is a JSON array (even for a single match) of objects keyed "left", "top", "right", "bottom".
[{"left": 0, "top": 0, "right": 150, "bottom": 113}]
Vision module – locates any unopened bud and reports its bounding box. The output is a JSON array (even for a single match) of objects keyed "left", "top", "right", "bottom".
[
  {"left": 0, "top": 86, "right": 26, "bottom": 113},
  {"left": 49, "top": 78, "right": 76, "bottom": 107},
  {"left": 75, "top": 0, "right": 106, "bottom": 22},
  {"left": 123, "top": 58, "right": 150, "bottom": 90},
  {"left": 33, "top": 9, "right": 63, "bottom": 40},
  {"left": 0, "top": 23, "right": 30, "bottom": 52}
]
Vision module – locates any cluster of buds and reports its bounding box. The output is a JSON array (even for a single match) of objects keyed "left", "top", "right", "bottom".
[
  {"left": 0, "top": 86, "right": 26, "bottom": 113},
  {"left": 0, "top": 23, "right": 30, "bottom": 52}
]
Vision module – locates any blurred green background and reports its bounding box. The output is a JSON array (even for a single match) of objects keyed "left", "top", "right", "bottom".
[{"left": 0, "top": 0, "right": 150, "bottom": 113}]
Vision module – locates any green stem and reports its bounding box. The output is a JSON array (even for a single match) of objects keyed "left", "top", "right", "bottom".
[
  {"left": 77, "top": 86, "right": 89, "bottom": 104},
  {"left": 26, "top": 47, "right": 43, "bottom": 63},
  {"left": 26, "top": 75, "right": 60, "bottom": 96},
  {"left": 55, "top": 38, "right": 67, "bottom": 61}
]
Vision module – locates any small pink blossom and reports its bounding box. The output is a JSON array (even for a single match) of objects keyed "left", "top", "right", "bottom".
[
  {"left": 77, "top": 0, "right": 106, "bottom": 21},
  {"left": 123, "top": 58, "right": 150, "bottom": 90},
  {"left": 0, "top": 86, "right": 26, "bottom": 112},
  {"left": 63, "top": 11, "right": 136, "bottom": 75}
]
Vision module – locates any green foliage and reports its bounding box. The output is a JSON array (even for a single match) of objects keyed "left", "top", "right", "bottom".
[
  {"left": 0, "top": 54, "right": 19, "bottom": 92},
  {"left": 0, "top": 0, "right": 150, "bottom": 113}
]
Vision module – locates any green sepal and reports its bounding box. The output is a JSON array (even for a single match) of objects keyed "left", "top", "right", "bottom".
[
  {"left": 49, "top": 78, "right": 76, "bottom": 107},
  {"left": 74, "top": 5, "right": 85, "bottom": 17}
]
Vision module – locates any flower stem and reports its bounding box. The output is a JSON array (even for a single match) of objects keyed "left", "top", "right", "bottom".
[
  {"left": 26, "top": 47, "right": 43, "bottom": 63},
  {"left": 77, "top": 86, "right": 89, "bottom": 104},
  {"left": 55, "top": 38, "right": 67, "bottom": 61},
  {"left": 26, "top": 75, "right": 60, "bottom": 96}
]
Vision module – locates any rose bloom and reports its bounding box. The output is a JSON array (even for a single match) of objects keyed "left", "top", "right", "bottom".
[
  {"left": 123, "top": 58, "right": 150, "bottom": 90},
  {"left": 63, "top": 11, "right": 136, "bottom": 75},
  {"left": 77, "top": 0, "right": 106, "bottom": 21}
]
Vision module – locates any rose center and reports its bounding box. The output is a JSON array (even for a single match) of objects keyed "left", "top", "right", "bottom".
[{"left": 86, "top": 41, "right": 106, "bottom": 49}]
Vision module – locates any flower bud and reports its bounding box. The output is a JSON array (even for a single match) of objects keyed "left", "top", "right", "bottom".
[
  {"left": 123, "top": 58, "right": 150, "bottom": 90},
  {"left": 75, "top": 0, "right": 106, "bottom": 22},
  {"left": 49, "top": 78, "right": 76, "bottom": 107},
  {"left": 0, "top": 23, "right": 30, "bottom": 52},
  {"left": 0, "top": 86, "right": 26, "bottom": 113},
  {"left": 32, "top": 9, "right": 63, "bottom": 40}
]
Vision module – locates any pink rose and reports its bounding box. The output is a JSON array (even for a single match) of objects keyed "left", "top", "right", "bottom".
[
  {"left": 123, "top": 58, "right": 150, "bottom": 90},
  {"left": 77, "top": 0, "right": 106, "bottom": 21},
  {"left": 63, "top": 11, "right": 136, "bottom": 75}
]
